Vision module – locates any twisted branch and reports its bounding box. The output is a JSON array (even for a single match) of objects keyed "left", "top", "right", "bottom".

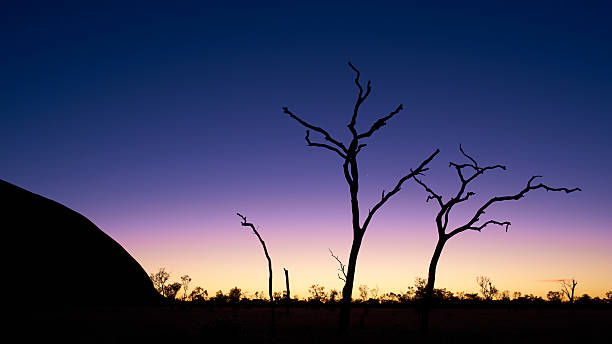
[
  {"left": 413, "top": 146, "right": 580, "bottom": 238},
  {"left": 347, "top": 61, "right": 372, "bottom": 137}
]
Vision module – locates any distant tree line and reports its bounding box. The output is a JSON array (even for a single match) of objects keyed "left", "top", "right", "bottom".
[{"left": 148, "top": 268, "right": 611, "bottom": 307}]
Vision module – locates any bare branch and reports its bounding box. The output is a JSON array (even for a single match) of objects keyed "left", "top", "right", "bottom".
[
  {"left": 237, "top": 212, "right": 250, "bottom": 227},
  {"left": 445, "top": 146, "right": 507, "bottom": 223},
  {"left": 448, "top": 177, "right": 581, "bottom": 237},
  {"left": 357, "top": 104, "right": 404, "bottom": 139},
  {"left": 355, "top": 143, "right": 367, "bottom": 155},
  {"left": 329, "top": 249, "right": 347, "bottom": 282},
  {"left": 305, "top": 130, "right": 347, "bottom": 158},
  {"left": 459, "top": 144, "right": 478, "bottom": 168},
  {"left": 361, "top": 149, "right": 440, "bottom": 231},
  {"left": 467, "top": 220, "right": 511, "bottom": 232},
  {"left": 347, "top": 62, "right": 372, "bottom": 137},
  {"left": 449, "top": 145, "right": 506, "bottom": 185},
  {"left": 283, "top": 106, "right": 348, "bottom": 154},
  {"left": 412, "top": 175, "right": 444, "bottom": 207}
]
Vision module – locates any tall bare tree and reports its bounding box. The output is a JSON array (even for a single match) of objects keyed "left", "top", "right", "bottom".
[
  {"left": 560, "top": 278, "right": 578, "bottom": 303},
  {"left": 284, "top": 62, "right": 439, "bottom": 331},
  {"left": 283, "top": 268, "right": 290, "bottom": 301},
  {"left": 237, "top": 213, "right": 276, "bottom": 331},
  {"left": 237, "top": 213, "right": 273, "bottom": 302},
  {"left": 412, "top": 145, "right": 580, "bottom": 331}
]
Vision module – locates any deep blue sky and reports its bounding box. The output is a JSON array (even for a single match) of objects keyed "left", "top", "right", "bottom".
[{"left": 2, "top": 1, "right": 611, "bottom": 296}]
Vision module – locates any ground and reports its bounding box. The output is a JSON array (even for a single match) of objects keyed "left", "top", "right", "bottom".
[{"left": 21, "top": 305, "right": 611, "bottom": 343}]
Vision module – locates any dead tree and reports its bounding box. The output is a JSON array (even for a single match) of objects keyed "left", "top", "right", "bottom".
[
  {"left": 237, "top": 213, "right": 273, "bottom": 302},
  {"left": 412, "top": 145, "right": 580, "bottom": 331},
  {"left": 283, "top": 268, "right": 291, "bottom": 313},
  {"left": 560, "top": 278, "right": 578, "bottom": 303},
  {"left": 284, "top": 62, "right": 439, "bottom": 331},
  {"left": 283, "top": 268, "right": 290, "bottom": 300}
]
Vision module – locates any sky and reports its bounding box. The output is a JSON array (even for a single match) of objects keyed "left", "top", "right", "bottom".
[{"left": 2, "top": 1, "right": 611, "bottom": 299}]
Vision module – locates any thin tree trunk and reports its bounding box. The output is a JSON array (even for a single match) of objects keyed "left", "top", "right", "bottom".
[
  {"left": 237, "top": 214, "right": 275, "bottom": 332},
  {"left": 284, "top": 268, "right": 290, "bottom": 300},
  {"left": 339, "top": 231, "right": 364, "bottom": 332},
  {"left": 267, "top": 259, "right": 273, "bottom": 302},
  {"left": 421, "top": 235, "right": 447, "bottom": 332},
  {"left": 284, "top": 268, "right": 290, "bottom": 313},
  {"left": 264, "top": 241, "right": 275, "bottom": 333}
]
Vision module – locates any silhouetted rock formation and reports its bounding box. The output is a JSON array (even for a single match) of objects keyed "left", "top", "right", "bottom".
[{"left": 1, "top": 179, "right": 160, "bottom": 307}]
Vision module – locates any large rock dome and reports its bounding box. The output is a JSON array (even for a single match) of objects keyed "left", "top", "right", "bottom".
[{"left": 1, "top": 179, "right": 160, "bottom": 306}]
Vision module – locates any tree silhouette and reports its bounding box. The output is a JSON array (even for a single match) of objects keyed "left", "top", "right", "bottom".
[
  {"left": 547, "top": 290, "right": 562, "bottom": 302},
  {"left": 476, "top": 276, "right": 498, "bottom": 300},
  {"left": 560, "top": 278, "right": 578, "bottom": 303},
  {"left": 164, "top": 282, "right": 182, "bottom": 300},
  {"left": 180, "top": 274, "right": 191, "bottom": 300},
  {"left": 284, "top": 62, "right": 439, "bottom": 331},
  {"left": 189, "top": 286, "right": 207, "bottom": 301},
  {"left": 283, "top": 268, "right": 291, "bottom": 308},
  {"left": 358, "top": 285, "right": 369, "bottom": 301},
  {"left": 237, "top": 213, "right": 273, "bottom": 302},
  {"left": 412, "top": 145, "right": 580, "bottom": 331},
  {"left": 149, "top": 268, "right": 170, "bottom": 297},
  {"left": 228, "top": 286, "right": 242, "bottom": 303},
  {"left": 308, "top": 284, "right": 327, "bottom": 302},
  {"left": 237, "top": 213, "right": 276, "bottom": 332}
]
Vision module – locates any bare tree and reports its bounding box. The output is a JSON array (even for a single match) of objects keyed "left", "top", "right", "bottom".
[
  {"left": 180, "top": 274, "right": 192, "bottom": 300},
  {"left": 476, "top": 276, "right": 498, "bottom": 300},
  {"left": 283, "top": 268, "right": 290, "bottom": 300},
  {"left": 237, "top": 213, "right": 276, "bottom": 332},
  {"left": 237, "top": 213, "right": 273, "bottom": 302},
  {"left": 284, "top": 62, "right": 439, "bottom": 331},
  {"left": 560, "top": 278, "right": 578, "bottom": 303},
  {"left": 412, "top": 145, "right": 580, "bottom": 331}
]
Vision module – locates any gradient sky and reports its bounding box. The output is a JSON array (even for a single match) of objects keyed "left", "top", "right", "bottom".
[{"left": 2, "top": 1, "right": 611, "bottom": 299}]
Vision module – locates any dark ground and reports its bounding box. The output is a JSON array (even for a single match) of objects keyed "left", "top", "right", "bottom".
[{"left": 19, "top": 305, "right": 611, "bottom": 343}]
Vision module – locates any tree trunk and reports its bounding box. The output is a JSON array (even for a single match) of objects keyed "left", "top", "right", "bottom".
[
  {"left": 421, "top": 235, "right": 447, "bottom": 332},
  {"left": 284, "top": 268, "right": 290, "bottom": 313},
  {"left": 339, "top": 231, "right": 364, "bottom": 332},
  {"left": 284, "top": 268, "right": 290, "bottom": 300},
  {"left": 267, "top": 259, "right": 273, "bottom": 302}
]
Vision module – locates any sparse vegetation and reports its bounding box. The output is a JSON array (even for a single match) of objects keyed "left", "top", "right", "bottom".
[{"left": 147, "top": 269, "right": 610, "bottom": 307}]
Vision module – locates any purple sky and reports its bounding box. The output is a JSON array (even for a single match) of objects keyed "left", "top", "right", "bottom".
[{"left": 2, "top": 2, "right": 611, "bottom": 297}]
